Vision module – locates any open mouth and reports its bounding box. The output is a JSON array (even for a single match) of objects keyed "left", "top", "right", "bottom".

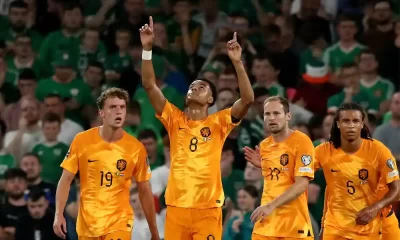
[{"left": 115, "top": 117, "right": 122, "bottom": 121}]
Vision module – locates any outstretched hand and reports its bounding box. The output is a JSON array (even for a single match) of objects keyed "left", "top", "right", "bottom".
[
  {"left": 243, "top": 146, "right": 261, "bottom": 168},
  {"left": 139, "top": 16, "right": 154, "bottom": 50},
  {"left": 227, "top": 32, "right": 242, "bottom": 63}
]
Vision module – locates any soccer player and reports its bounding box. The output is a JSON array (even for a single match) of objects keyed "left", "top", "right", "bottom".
[
  {"left": 139, "top": 17, "right": 254, "bottom": 240},
  {"left": 53, "top": 88, "right": 160, "bottom": 240},
  {"left": 316, "top": 102, "right": 400, "bottom": 240},
  {"left": 243, "top": 96, "right": 315, "bottom": 240}
]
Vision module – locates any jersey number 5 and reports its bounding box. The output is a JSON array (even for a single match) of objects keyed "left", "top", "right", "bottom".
[
  {"left": 346, "top": 180, "right": 355, "bottom": 195},
  {"left": 189, "top": 137, "right": 198, "bottom": 152},
  {"left": 100, "top": 171, "right": 113, "bottom": 187}
]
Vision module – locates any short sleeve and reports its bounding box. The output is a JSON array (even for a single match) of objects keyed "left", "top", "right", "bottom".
[
  {"left": 60, "top": 136, "right": 80, "bottom": 174},
  {"left": 294, "top": 135, "right": 315, "bottom": 179},
  {"left": 216, "top": 108, "right": 241, "bottom": 137},
  {"left": 378, "top": 144, "right": 399, "bottom": 185},
  {"left": 314, "top": 144, "right": 325, "bottom": 171},
  {"left": 156, "top": 100, "right": 182, "bottom": 131},
  {"left": 132, "top": 144, "right": 151, "bottom": 182}
]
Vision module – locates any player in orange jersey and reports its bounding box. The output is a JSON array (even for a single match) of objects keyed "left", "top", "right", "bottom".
[
  {"left": 243, "top": 96, "right": 315, "bottom": 240},
  {"left": 53, "top": 88, "right": 160, "bottom": 240},
  {"left": 315, "top": 102, "right": 400, "bottom": 240},
  {"left": 139, "top": 16, "right": 254, "bottom": 240}
]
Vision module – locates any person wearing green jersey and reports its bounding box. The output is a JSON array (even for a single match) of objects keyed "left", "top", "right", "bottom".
[
  {"left": 39, "top": 2, "right": 83, "bottom": 75},
  {"left": 104, "top": 28, "right": 132, "bottom": 80},
  {"left": 251, "top": 54, "right": 285, "bottom": 97},
  {"left": 0, "top": 119, "right": 16, "bottom": 187},
  {"left": 358, "top": 49, "right": 395, "bottom": 113},
  {"left": 221, "top": 142, "right": 245, "bottom": 206},
  {"left": 327, "top": 62, "right": 380, "bottom": 115},
  {"left": 0, "top": 56, "right": 20, "bottom": 105},
  {"left": 323, "top": 15, "right": 365, "bottom": 74},
  {"left": 32, "top": 113, "right": 68, "bottom": 185},
  {"left": 35, "top": 53, "right": 96, "bottom": 128},
  {"left": 6, "top": 35, "right": 48, "bottom": 81},
  {"left": 0, "top": 1, "right": 43, "bottom": 53}
]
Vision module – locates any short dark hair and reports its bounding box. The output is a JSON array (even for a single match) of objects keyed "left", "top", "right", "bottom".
[
  {"left": 241, "top": 185, "right": 259, "bottom": 198},
  {"left": 252, "top": 52, "right": 280, "bottom": 71},
  {"left": 62, "top": 1, "right": 82, "bottom": 15},
  {"left": 86, "top": 61, "right": 104, "bottom": 71},
  {"left": 336, "top": 14, "right": 357, "bottom": 26},
  {"left": 22, "top": 153, "right": 40, "bottom": 164},
  {"left": 44, "top": 93, "right": 63, "bottom": 102},
  {"left": 42, "top": 112, "right": 61, "bottom": 125},
  {"left": 27, "top": 186, "right": 46, "bottom": 202},
  {"left": 4, "top": 168, "right": 27, "bottom": 181},
  {"left": 19, "top": 68, "right": 37, "bottom": 82},
  {"left": 9, "top": 1, "right": 28, "bottom": 11},
  {"left": 138, "top": 129, "right": 157, "bottom": 141},
  {"left": 195, "top": 78, "right": 218, "bottom": 106},
  {"left": 96, "top": 87, "right": 130, "bottom": 110},
  {"left": 264, "top": 96, "right": 290, "bottom": 113},
  {"left": 253, "top": 87, "right": 269, "bottom": 99},
  {"left": 358, "top": 49, "right": 377, "bottom": 60}
]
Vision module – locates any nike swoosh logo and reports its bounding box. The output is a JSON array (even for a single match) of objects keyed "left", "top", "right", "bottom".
[
  {"left": 88, "top": 160, "right": 98, "bottom": 163},
  {"left": 331, "top": 169, "right": 339, "bottom": 172},
  {"left": 179, "top": 127, "right": 185, "bottom": 130}
]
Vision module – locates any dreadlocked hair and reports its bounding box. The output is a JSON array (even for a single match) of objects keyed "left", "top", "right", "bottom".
[{"left": 329, "top": 102, "right": 373, "bottom": 149}]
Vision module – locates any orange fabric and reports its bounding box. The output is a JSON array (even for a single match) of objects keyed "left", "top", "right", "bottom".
[
  {"left": 164, "top": 206, "right": 222, "bottom": 240},
  {"left": 315, "top": 139, "right": 399, "bottom": 239},
  {"left": 61, "top": 127, "right": 150, "bottom": 237},
  {"left": 254, "top": 131, "right": 315, "bottom": 238},
  {"left": 252, "top": 233, "right": 314, "bottom": 240},
  {"left": 156, "top": 100, "right": 240, "bottom": 208},
  {"left": 382, "top": 213, "right": 400, "bottom": 240},
  {"left": 322, "top": 234, "right": 380, "bottom": 240},
  {"left": 78, "top": 231, "right": 131, "bottom": 240}
]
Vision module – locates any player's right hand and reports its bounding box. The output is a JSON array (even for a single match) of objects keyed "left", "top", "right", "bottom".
[
  {"left": 139, "top": 16, "right": 154, "bottom": 51},
  {"left": 53, "top": 214, "right": 67, "bottom": 239},
  {"left": 243, "top": 146, "right": 262, "bottom": 168}
]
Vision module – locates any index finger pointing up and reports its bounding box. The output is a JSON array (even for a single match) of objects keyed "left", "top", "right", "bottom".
[
  {"left": 149, "top": 16, "right": 154, "bottom": 29},
  {"left": 233, "top": 32, "right": 237, "bottom": 41}
]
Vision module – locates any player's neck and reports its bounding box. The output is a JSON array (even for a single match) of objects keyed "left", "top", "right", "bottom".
[
  {"left": 272, "top": 128, "right": 293, "bottom": 143},
  {"left": 99, "top": 126, "right": 124, "bottom": 142},
  {"left": 361, "top": 73, "right": 378, "bottom": 83},
  {"left": 340, "top": 137, "right": 362, "bottom": 154},
  {"left": 185, "top": 105, "right": 208, "bottom": 121}
]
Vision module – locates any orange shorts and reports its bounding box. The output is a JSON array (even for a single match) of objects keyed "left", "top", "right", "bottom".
[
  {"left": 382, "top": 212, "right": 400, "bottom": 240},
  {"left": 323, "top": 234, "right": 380, "bottom": 240},
  {"left": 164, "top": 206, "right": 222, "bottom": 240},
  {"left": 251, "top": 233, "right": 314, "bottom": 240},
  {"left": 78, "top": 231, "right": 131, "bottom": 240}
]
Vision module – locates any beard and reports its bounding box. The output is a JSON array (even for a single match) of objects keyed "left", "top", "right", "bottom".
[
  {"left": 8, "top": 192, "right": 24, "bottom": 200},
  {"left": 376, "top": 18, "right": 391, "bottom": 25},
  {"left": 268, "top": 124, "right": 285, "bottom": 134}
]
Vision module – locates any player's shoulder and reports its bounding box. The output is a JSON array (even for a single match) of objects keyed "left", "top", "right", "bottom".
[
  {"left": 72, "top": 127, "right": 98, "bottom": 143},
  {"left": 315, "top": 141, "right": 334, "bottom": 154},
  {"left": 122, "top": 132, "right": 146, "bottom": 152},
  {"left": 365, "top": 138, "right": 388, "bottom": 151},
  {"left": 212, "top": 107, "right": 231, "bottom": 117},
  {"left": 291, "top": 130, "right": 313, "bottom": 143}
]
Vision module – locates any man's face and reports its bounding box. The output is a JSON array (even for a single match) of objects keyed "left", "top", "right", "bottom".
[
  {"left": 63, "top": 8, "right": 82, "bottom": 31},
  {"left": 187, "top": 80, "right": 213, "bottom": 106},
  {"left": 44, "top": 97, "right": 64, "bottom": 116},
  {"left": 301, "top": 0, "right": 320, "bottom": 18},
  {"left": 54, "top": 67, "right": 74, "bottom": 82},
  {"left": 338, "top": 21, "right": 357, "bottom": 41},
  {"left": 20, "top": 156, "right": 41, "bottom": 181},
  {"left": 42, "top": 121, "right": 61, "bottom": 142},
  {"left": 28, "top": 197, "right": 49, "bottom": 219},
  {"left": 85, "top": 66, "right": 103, "bottom": 88},
  {"left": 337, "top": 110, "right": 363, "bottom": 143},
  {"left": 125, "top": 0, "right": 144, "bottom": 17},
  {"left": 218, "top": 74, "right": 238, "bottom": 91},
  {"left": 390, "top": 93, "right": 400, "bottom": 119},
  {"left": 9, "top": 7, "right": 28, "bottom": 30},
  {"left": 99, "top": 97, "right": 127, "bottom": 129},
  {"left": 5, "top": 177, "right": 27, "bottom": 199},
  {"left": 18, "top": 79, "right": 36, "bottom": 97},
  {"left": 359, "top": 53, "right": 378, "bottom": 74},
  {"left": 83, "top": 30, "right": 100, "bottom": 51},
  {"left": 252, "top": 59, "right": 278, "bottom": 84},
  {"left": 253, "top": 95, "right": 268, "bottom": 116},
  {"left": 263, "top": 101, "right": 290, "bottom": 134},
  {"left": 140, "top": 137, "right": 157, "bottom": 156},
  {"left": 15, "top": 37, "right": 32, "bottom": 57},
  {"left": 116, "top": 31, "right": 131, "bottom": 50},
  {"left": 244, "top": 162, "right": 262, "bottom": 181},
  {"left": 340, "top": 67, "right": 360, "bottom": 87},
  {"left": 373, "top": 2, "right": 392, "bottom": 24},
  {"left": 216, "top": 90, "right": 234, "bottom": 110},
  {"left": 21, "top": 99, "right": 39, "bottom": 124}
]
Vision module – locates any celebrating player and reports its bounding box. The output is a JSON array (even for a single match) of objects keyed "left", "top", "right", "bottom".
[
  {"left": 315, "top": 102, "right": 400, "bottom": 240},
  {"left": 243, "top": 96, "right": 315, "bottom": 240},
  {"left": 53, "top": 88, "right": 160, "bottom": 240},
  {"left": 139, "top": 16, "right": 254, "bottom": 240}
]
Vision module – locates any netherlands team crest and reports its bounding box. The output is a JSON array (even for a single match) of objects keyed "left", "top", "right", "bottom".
[
  {"left": 280, "top": 154, "right": 289, "bottom": 166},
  {"left": 116, "top": 159, "right": 127, "bottom": 171},
  {"left": 358, "top": 169, "right": 369, "bottom": 181},
  {"left": 200, "top": 127, "right": 211, "bottom": 141}
]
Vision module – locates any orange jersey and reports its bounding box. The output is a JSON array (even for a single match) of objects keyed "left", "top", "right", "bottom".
[
  {"left": 315, "top": 139, "right": 399, "bottom": 238},
  {"left": 254, "top": 130, "right": 315, "bottom": 238},
  {"left": 156, "top": 100, "right": 240, "bottom": 208},
  {"left": 60, "top": 127, "right": 151, "bottom": 237}
]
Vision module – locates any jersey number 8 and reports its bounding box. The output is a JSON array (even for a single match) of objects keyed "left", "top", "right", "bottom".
[{"left": 189, "top": 137, "right": 198, "bottom": 152}]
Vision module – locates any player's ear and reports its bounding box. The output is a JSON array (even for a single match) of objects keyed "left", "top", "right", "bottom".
[
  {"left": 336, "top": 121, "right": 340, "bottom": 129},
  {"left": 207, "top": 96, "right": 214, "bottom": 105},
  {"left": 286, "top": 111, "right": 291, "bottom": 121},
  {"left": 99, "top": 109, "right": 104, "bottom": 118}
]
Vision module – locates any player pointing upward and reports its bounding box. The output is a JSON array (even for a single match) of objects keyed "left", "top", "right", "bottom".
[
  {"left": 139, "top": 16, "right": 254, "bottom": 240},
  {"left": 53, "top": 88, "right": 159, "bottom": 240}
]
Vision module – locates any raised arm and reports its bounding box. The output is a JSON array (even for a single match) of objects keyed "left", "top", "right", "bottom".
[
  {"left": 228, "top": 32, "right": 254, "bottom": 120},
  {"left": 140, "top": 16, "right": 167, "bottom": 115}
]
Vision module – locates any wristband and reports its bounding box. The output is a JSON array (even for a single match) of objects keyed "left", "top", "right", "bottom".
[{"left": 142, "top": 50, "right": 152, "bottom": 60}]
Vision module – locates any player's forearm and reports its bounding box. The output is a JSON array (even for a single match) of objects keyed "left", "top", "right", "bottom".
[
  {"left": 138, "top": 182, "right": 159, "bottom": 237},
  {"left": 372, "top": 181, "right": 400, "bottom": 212},
  {"left": 141, "top": 49, "right": 157, "bottom": 90},
  {"left": 270, "top": 177, "right": 309, "bottom": 210},
  {"left": 55, "top": 174, "right": 74, "bottom": 216},
  {"left": 232, "top": 61, "right": 254, "bottom": 104},
  {"left": 321, "top": 187, "right": 329, "bottom": 228}
]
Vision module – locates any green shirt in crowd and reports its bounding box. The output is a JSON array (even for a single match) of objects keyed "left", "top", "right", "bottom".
[
  {"left": 327, "top": 87, "right": 380, "bottom": 113},
  {"left": 360, "top": 76, "right": 394, "bottom": 105},
  {"left": 77, "top": 44, "right": 107, "bottom": 78},
  {"left": 32, "top": 142, "right": 69, "bottom": 185},
  {"left": 0, "top": 26, "right": 43, "bottom": 51},
  {"left": 300, "top": 49, "right": 322, "bottom": 74},
  {"left": 222, "top": 169, "right": 245, "bottom": 205},
  {"left": 252, "top": 82, "right": 285, "bottom": 97},
  {"left": 0, "top": 153, "right": 16, "bottom": 179},
  {"left": 6, "top": 57, "right": 50, "bottom": 80},
  {"left": 105, "top": 52, "right": 131, "bottom": 73},
  {"left": 323, "top": 42, "right": 365, "bottom": 72},
  {"left": 35, "top": 78, "right": 95, "bottom": 127}
]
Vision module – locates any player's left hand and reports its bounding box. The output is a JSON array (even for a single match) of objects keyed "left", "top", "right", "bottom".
[
  {"left": 355, "top": 205, "right": 379, "bottom": 225},
  {"left": 227, "top": 32, "right": 242, "bottom": 63},
  {"left": 250, "top": 203, "right": 274, "bottom": 223}
]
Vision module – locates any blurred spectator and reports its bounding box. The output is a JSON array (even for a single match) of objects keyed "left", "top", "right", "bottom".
[
  {"left": 43, "top": 94, "right": 84, "bottom": 145},
  {"left": 223, "top": 185, "right": 258, "bottom": 240},
  {"left": 3, "top": 97, "right": 42, "bottom": 161},
  {"left": 15, "top": 187, "right": 61, "bottom": 240},
  {"left": 313, "top": 113, "right": 334, "bottom": 146},
  {"left": 32, "top": 112, "right": 68, "bottom": 185},
  {"left": 138, "top": 129, "right": 164, "bottom": 169},
  {"left": 216, "top": 88, "right": 236, "bottom": 111},
  {"left": 130, "top": 187, "right": 165, "bottom": 239},
  {"left": 275, "top": 15, "right": 306, "bottom": 57},
  {"left": 380, "top": 18, "right": 400, "bottom": 87},
  {"left": 0, "top": 168, "right": 28, "bottom": 240},
  {"left": 0, "top": 120, "right": 15, "bottom": 189},
  {"left": 104, "top": 27, "right": 131, "bottom": 81},
  {"left": 83, "top": 61, "right": 105, "bottom": 99},
  {"left": 150, "top": 133, "right": 170, "bottom": 197},
  {"left": 292, "top": 122, "right": 311, "bottom": 137},
  {"left": 222, "top": 142, "right": 245, "bottom": 206},
  {"left": 19, "top": 153, "right": 56, "bottom": 206},
  {"left": 327, "top": 62, "right": 379, "bottom": 114},
  {"left": 217, "top": 67, "right": 239, "bottom": 92},
  {"left": 243, "top": 162, "right": 263, "bottom": 194}
]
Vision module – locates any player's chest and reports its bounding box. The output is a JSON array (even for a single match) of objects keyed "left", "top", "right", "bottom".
[{"left": 260, "top": 146, "right": 296, "bottom": 177}]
